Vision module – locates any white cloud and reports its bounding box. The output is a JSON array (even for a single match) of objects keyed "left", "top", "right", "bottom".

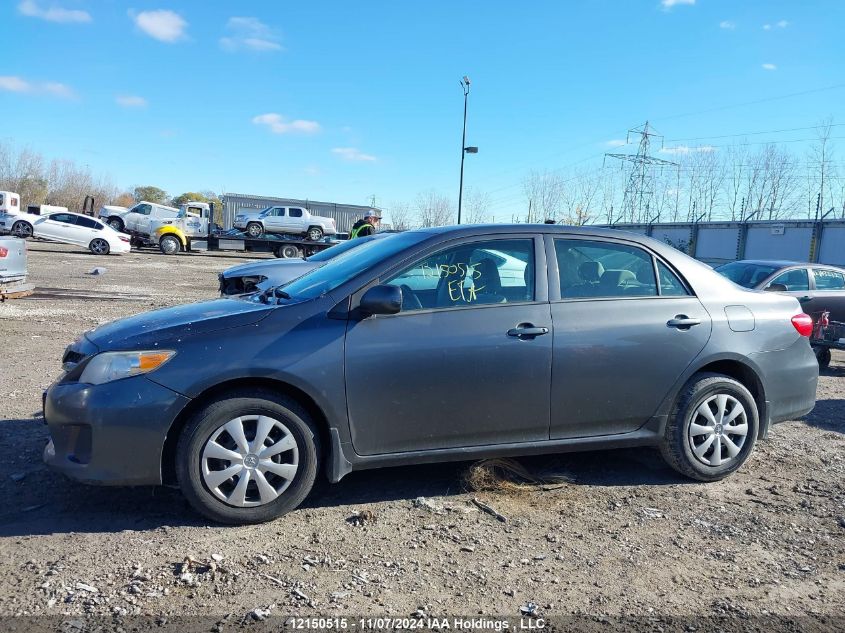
[
  {"left": 661, "top": 0, "right": 695, "bottom": 9},
  {"left": 18, "top": 0, "right": 91, "bottom": 23},
  {"left": 777, "top": 19, "right": 789, "bottom": 28},
  {"left": 762, "top": 23, "right": 771, "bottom": 30},
  {"left": 762, "top": 63, "right": 777, "bottom": 71},
  {"left": 604, "top": 139, "right": 627, "bottom": 148},
  {"left": 763, "top": 20, "right": 788, "bottom": 30},
  {"left": 252, "top": 113, "right": 321, "bottom": 134},
  {"left": 220, "top": 17, "right": 282, "bottom": 52},
  {"left": 130, "top": 9, "right": 187, "bottom": 43},
  {"left": 0, "top": 75, "right": 75, "bottom": 98},
  {"left": 331, "top": 147, "right": 377, "bottom": 162},
  {"left": 719, "top": 20, "right": 736, "bottom": 30},
  {"left": 116, "top": 95, "right": 148, "bottom": 108},
  {"left": 660, "top": 145, "right": 716, "bottom": 155}
]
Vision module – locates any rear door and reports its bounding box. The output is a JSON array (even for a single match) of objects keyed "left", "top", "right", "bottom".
[
  {"left": 809, "top": 267, "right": 845, "bottom": 322},
  {"left": 287, "top": 207, "right": 305, "bottom": 233},
  {"left": 548, "top": 235, "right": 712, "bottom": 439}
]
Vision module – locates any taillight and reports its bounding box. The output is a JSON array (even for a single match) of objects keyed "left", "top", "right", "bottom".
[
  {"left": 118, "top": 236, "right": 130, "bottom": 243},
  {"left": 791, "top": 313, "right": 814, "bottom": 337},
  {"left": 0, "top": 247, "right": 8, "bottom": 257}
]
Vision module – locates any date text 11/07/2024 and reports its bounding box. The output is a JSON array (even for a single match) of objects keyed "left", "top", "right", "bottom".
[{"left": 286, "top": 617, "right": 547, "bottom": 630}]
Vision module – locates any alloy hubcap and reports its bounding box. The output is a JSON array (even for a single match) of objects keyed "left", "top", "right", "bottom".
[
  {"left": 687, "top": 393, "right": 749, "bottom": 467},
  {"left": 201, "top": 415, "right": 299, "bottom": 507},
  {"left": 92, "top": 240, "right": 107, "bottom": 254},
  {"left": 14, "top": 222, "right": 32, "bottom": 238}
]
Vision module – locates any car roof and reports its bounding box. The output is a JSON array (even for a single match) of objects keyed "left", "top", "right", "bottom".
[{"left": 407, "top": 223, "right": 652, "bottom": 240}]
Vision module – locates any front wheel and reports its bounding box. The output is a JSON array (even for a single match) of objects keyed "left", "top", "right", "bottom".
[
  {"left": 89, "top": 238, "right": 110, "bottom": 255},
  {"left": 660, "top": 373, "right": 758, "bottom": 482},
  {"left": 159, "top": 234, "right": 181, "bottom": 255},
  {"left": 107, "top": 218, "right": 124, "bottom": 232},
  {"left": 11, "top": 221, "right": 33, "bottom": 239},
  {"left": 814, "top": 346, "right": 832, "bottom": 370},
  {"left": 246, "top": 222, "right": 264, "bottom": 238},
  {"left": 176, "top": 390, "right": 320, "bottom": 524},
  {"left": 306, "top": 227, "right": 323, "bottom": 241}
]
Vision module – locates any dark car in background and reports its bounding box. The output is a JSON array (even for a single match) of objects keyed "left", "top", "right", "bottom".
[
  {"left": 44, "top": 225, "right": 818, "bottom": 524},
  {"left": 714, "top": 260, "right": 845, "bottom": 321}
]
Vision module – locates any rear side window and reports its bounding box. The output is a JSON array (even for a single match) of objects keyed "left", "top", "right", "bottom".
[
  {"left": 768, "top": 268, "right": 809, "bottom": 292},
  {"left": 76, "top": 216, "right": 101, "bottom": 229},
  {"left": 813, "top": 268, "right": 845, "bottom": 290},
  {"left": 656, "top": 260, "right": 690, "bottom": 296},
  {"left": 10, "top": 196, "right": 17, "bottom": 207},
  {"left": 555, "top": 239, "right": 657, "bottom": 298},
  {"left": 289, "top": 208, "right": 303, "bottom": 218}
]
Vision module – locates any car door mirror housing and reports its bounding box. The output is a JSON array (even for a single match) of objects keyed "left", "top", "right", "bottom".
[
  {"left": 359, "top": 284, "right": 402, "bottom": 316},
  {"left": 765, "top": 283, "right": 788, "bottom": 292}
]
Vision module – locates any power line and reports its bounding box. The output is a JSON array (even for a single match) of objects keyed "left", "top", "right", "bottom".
[{"left": 666, "top": 122, "right": 845, "bottom": 143}]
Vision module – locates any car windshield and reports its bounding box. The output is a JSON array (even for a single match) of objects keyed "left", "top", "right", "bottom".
[
  {"left": 307, "top": 236, "right": 378, "bottom": 263},
  {"left": 278, "top": 232, "right": 426, "bottom": 300},
  {"left": 714, "top": 262, "right": 780, "bottom": 288}
]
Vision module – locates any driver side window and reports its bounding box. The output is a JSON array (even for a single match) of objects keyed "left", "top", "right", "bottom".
[
  {"left": 385, "top": 239, "right": 535, "bottom": 312},
  {"left": 134, "top": 204, "right": 152, "bottom": 216}
]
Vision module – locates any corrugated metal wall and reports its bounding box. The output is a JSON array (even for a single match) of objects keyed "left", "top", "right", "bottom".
[
  {"left": 221, "top": 193, "right": 376, "bottom": 232},
  {"left": 602, "top": 219, "right": 845, "bottom": 266}
]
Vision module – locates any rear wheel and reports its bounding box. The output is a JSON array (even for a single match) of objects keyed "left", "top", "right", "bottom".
[
  {"left": 246, "top": 222, "right": 264, "bottom": 238},
  {"left": 107, "top": 217, "right": 124, "bottom": 232},
  {"left": 307, "top": 227, "right": 323, "bottom": 241},
  {"left": 276, "top": 244, "right": 301, "bottom": 259},
  {"left": 89, "top": 238, "right": 110, "bottom": 255},
  {"left": 815, "top": 347, "right": 832, "bottom": 370},
  {"left": 660, "top": 373, "right": 758, "bottom": 482},
  {"left": 176, "top": 390, "right": 320, "bottom": 524},
  {"left": 11, "top": 221, "right": 33, "bottom": 239},
  {"left": 159, "top": 234, "right": 181, "bottom": 255}
]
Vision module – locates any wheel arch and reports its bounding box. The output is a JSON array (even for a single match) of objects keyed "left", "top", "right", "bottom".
[
  {"left": 160, "top": 376, "right": 332, "bottom": 485},
  {"left": 683, "top": 356, "right": 768, "bottom": 438}
]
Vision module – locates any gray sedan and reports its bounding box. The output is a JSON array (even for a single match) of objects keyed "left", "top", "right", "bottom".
[
  {"left": 44, "top": 225, "right": 818, "bottom": 524},
  {"left": 219, "top": 234, "right": 387, "bottom": 295}
]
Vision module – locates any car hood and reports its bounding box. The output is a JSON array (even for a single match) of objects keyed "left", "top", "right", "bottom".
[
  {"left": 84, "top": 298, "right": 274, "bottom": 350},
  {"left": 222, "top": 259, "right": 320, "bottom": 279}
]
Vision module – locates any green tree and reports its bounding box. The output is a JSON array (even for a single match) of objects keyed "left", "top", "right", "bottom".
[{"left": 133, "top": 185, "right": 168, "bottom": 204}]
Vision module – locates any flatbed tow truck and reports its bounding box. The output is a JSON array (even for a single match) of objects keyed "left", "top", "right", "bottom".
[{"left": 130, "top": 203, "right": 338, "bottom": 259}]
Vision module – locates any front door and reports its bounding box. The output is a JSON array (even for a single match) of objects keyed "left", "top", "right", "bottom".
[
  {"left": 549, "top": 236, "right": 712, "bottom": 438},
  {"left": 345, "top": 235, "right": 552, "bottom": 455},
  {"left": 37, "top": 213, "right": 84, "bottom": 245}
]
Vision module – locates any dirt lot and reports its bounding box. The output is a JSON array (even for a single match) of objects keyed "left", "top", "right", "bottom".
[{"left": 1, "top": 241, "right": 843, "bottom": 626}]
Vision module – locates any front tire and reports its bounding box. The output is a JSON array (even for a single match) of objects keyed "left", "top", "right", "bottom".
[
  {"left": 107, "top": 218, "right": 124, "bottom": 232},
  {"left": 307, "top": 227, "right": 323, "bottom": 241},
  {"left": 89, "top": 238, "right": 110, "bottom": 255},
  {"left": 660, "top": 373, "right": 758, "bottom": 482},
  {"left": 815, "top": 347, "right": 832, "bottom": 370},
  {"left": 159, "top": 234, "right": 181, "bottom": 255},
  {"left": 246, "top": 222, "right": 264, "bottom": 238},
  {"left": 11, "top": 220, "right": 33, "bottom": 239},
  {"left": 176, "top": 390, "right": 320, "bottom": 524}
]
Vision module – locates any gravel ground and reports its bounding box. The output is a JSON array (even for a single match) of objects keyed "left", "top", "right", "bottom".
[{"left": 0, "top": 240, "right": 843, "bottom": 626}]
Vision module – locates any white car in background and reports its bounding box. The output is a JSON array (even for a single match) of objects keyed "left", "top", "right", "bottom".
[{"left": 31, "top": 211, "right": 131, "bottom": 255}]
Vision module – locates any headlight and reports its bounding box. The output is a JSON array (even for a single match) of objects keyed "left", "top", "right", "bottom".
[{"left": 79, "top": 350, "right": 176, "bottom": 385}]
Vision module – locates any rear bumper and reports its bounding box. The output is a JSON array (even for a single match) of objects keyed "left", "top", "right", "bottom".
[
  {"left": 43, "top": 375, "right": 190, "bottom": 485},
  {"left": 751, "top": 338, "right": 819, "bottom": 426}
]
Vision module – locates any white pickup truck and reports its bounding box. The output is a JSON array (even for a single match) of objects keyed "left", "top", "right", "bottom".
[
  {"left": 233, "top": 205, "right": 336, "bottom": 240},
  {"left": 99, "top": 201, "right": 209, "bottom": 237}
]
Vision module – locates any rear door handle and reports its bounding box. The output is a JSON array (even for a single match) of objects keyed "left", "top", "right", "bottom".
[
  {"left": 507, "top": 325, "right": 549, "bottom": 339},
  {"left": 667, "top": 316, "right": 701, "bottom": 329}
]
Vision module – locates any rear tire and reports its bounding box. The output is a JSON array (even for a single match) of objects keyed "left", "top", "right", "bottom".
[
  {"left": 277, "top": 244, "right": 301, "bottom": 259},
  {"left": 159, "top": 234, "right": 181, "bottom": 255},
  {"left": 307, "top": 227, "right": 323, "bottom": 241},
  {"left": 11, "top": 221, "right": 33, "bottom": 239},
  {"left": 176, "top": 390, "right": 320, "bottom": 524},
  {"left": 660, "top": 373, "right": 758, "bottom": 482},
  {"left": 246, "top": 222, "right": 264, "bottom": 238},
  {"left": 815, "top": 347, "right": 832, "bottom": 370},
  {"left": 107, "top": 218, "right": 124, "bottom": 232},
  {"left": 89, "top": 238, "right": 110, "bottom": 255}
]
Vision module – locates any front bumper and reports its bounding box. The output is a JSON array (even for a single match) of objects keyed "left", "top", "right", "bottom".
[{"left": 43, "top": 374, "right": 190, "bottom": 485}]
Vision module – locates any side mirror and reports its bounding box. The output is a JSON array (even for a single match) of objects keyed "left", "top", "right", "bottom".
[
  {"left": 765, "top": 283, "right": 787, "bottom": 292},
  {"left": 359, "top": 284, "right": 402, "bottom": 316}
]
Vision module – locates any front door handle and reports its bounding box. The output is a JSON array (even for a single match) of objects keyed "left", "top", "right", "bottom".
[
  {"left": 667, "top": 315, "right": 701, "bottom": 329},
  {"left": 799, "top": 296, "right": 811, "bottom": 302},
  {"left": 507, "top": 324, "right": 549, "bottom": 339}
]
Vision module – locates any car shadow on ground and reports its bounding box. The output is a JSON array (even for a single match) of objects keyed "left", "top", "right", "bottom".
[
  {"left": 0, "top": 413, "right": 690, "bottom": 538},
  {"left": 800, "top": 398, "right": 845, "bottom": 433}
]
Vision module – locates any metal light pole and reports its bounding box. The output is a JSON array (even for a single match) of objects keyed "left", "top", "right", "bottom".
[{"left": 457, "top": 75, "right": 477, "bottom": 225}]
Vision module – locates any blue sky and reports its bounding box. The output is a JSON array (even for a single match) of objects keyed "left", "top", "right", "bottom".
[{"left": 3, "top": 0, "right": 844, "bottom": 217}]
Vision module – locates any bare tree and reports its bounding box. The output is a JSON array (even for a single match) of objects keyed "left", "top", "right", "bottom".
[
  {"left": 462, "top": 188, "right": 493, "bottom": 224},
  {"left": 0, "top": 142, "right": 47, "bottom": 206},
  {"left": 415, "top": 190, "right": 454, "bottom": 227},
  {"left": 522, "top": 169, "right": 564, "bottom": 223},
  {"left": 560, "top": 168, "right": 600, "bottom": 225},
  {"left": 386, "top": 201, "right": 415, "bottom": 231},
  {"left": 809, "top": 116, "right": 836, "bottom": 219}
]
